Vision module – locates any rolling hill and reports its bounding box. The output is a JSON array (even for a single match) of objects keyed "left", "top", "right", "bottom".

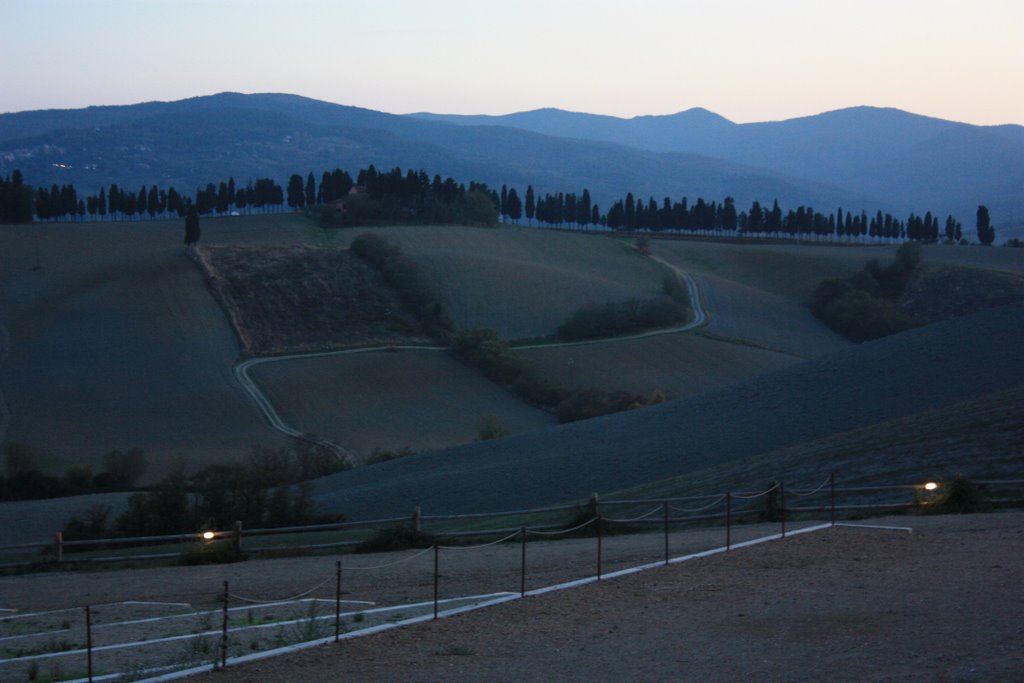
[
  {"left": 6, "top": 93, "right": 1008, "bottom": 231},
  {"left": 311, "top": 302, "right": 1024, "bottom": 519},
  {"left": 417, "top": 105, "right": 1024, "bottom": 236}
]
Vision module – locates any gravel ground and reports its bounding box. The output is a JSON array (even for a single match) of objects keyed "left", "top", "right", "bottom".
[
  {"left": 186, "top": 512, "right": 1023, "bottom": 682},
  {"left": 2, "top": 514, "right": 1017, "bottom": 681}
]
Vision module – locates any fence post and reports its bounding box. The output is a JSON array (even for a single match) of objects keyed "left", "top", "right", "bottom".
[
  {"left": 726, "top": 493, "right": 732, "bottom": 550},
  {"left": 596, "top": 514, "right": 603, "bottom": 580},
  {"left": 432, "top": 544, "right": 439, "bottom": 619},
  {"left": 663, "top": 502, "right": 669, "bottom": 566},
  {"left": 520, "top": 527, "right": 527, "bottom": 598},
  {"left": 780, "top": 482, "right": 786, "bottom": 539},
  {"left": 232, "top": 521, "right": 243, "bottom": 557},
  {"left": 220, "top": 580, "right": 229, "bottom": 669},
  {"left": 830, "top": 472, "right": 836, "bottom": 527},
  {"left": 55, "top": 532, "right": 63, "bottom": 564},
  {"left": 85, "top": 605, "right": 93, "bottom": 683},
  {"left": 412, "top": 506, "right": 422, "bottom": 533},
  {"left": 334, "top": 560, "right": 342, "bottom": 642}
]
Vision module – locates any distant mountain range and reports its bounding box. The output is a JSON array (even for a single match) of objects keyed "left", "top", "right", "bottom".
[{"left": 2, "top": 93, "right": 1021, "bottom": 236}]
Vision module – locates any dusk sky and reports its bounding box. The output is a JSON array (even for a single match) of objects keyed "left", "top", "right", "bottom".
[{"left": 2, "top": 0, "right": 1022, "bottom": 125}]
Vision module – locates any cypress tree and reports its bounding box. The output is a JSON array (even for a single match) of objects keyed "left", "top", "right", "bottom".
[{"left": 184, "top": 204, "right": 200, "bottom": 245}]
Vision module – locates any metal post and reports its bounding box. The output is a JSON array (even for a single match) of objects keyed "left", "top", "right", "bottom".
[
  {"left": 520, "top": 527, "right": 527, "bottom": 598},
  {"left": 85, "top": 605, "right": 93, "bottom": 683},
  {"left": 596, "top": 515, "right": 603, "bottom": 580},
  {"left": 232, "top": 521, "right": 243, "bottom": 557},
  {"left": 432, "top": 544, "right": 439, "bottom": 619},
  {"left": 413, "top": 506, "right": 422, "bottom": 533},
  {"left": 663, "top": 502, "right": 669, "bottom": 565},
  {"left": 830, "top": 472, "right": 836, "bottom": 527},
  {"left": 220, "top": 580, "right": 229, "bottom": 669},
  {"left": 726, "top": 493, "right": 732, "bottom": 550},
  {"left": 780, "top": 482, "right": 786, "bottom": 538},
  {"left": 334, "top": 560, "right": 341, "bottom": 642}
]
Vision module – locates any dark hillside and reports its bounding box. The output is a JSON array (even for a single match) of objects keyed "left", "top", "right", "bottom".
[{"left": 312, "top": 303, "right": 1024, "bottom": 519}]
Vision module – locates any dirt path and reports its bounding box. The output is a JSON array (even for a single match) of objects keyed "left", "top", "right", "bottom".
[{"left": 184, "top": 513, "right": 1023, "bottom": 682}]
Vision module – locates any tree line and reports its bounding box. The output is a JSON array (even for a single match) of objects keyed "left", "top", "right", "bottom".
[
  {"left": 500, "top": 184, "right": 997, "bottom": 245},
  {"left": 2, "top": 166, "right": 1000, "bottom": 245}
]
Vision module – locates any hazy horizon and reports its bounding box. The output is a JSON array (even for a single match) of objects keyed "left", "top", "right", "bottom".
[{"left": 1, "top": 0, "right": 1021, "bottom": 127}]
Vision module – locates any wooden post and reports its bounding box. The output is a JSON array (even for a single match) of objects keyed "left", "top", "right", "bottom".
[
  {"left": 232, "top": 521, "right": 243, "bottom": 557},
  {"left": 55, "top": 531, "right": 63, "bottom": 564},
  {"left": 520, "top": 527, "right": 527, "bottom": 598},
  {"left": 85, "top": 605, "right": 93, "bottom": 683},
  {"left": 780, "top": 482, "right": 786, "bottom": 538},
  {"left": 412, "top": 506, "right": 422, "bottom": 533},
  {"left": 596, "top": 515, "right": 603, "bottom": 580},
  {"left": 830, "top": 472, "right": 836, "bottom": 527},
  {"left": 432, "top": 544, "right": 439, "bottom": 619},
  {"left": 663, "top": 502, "right": 669, "bottom": 566},
  {"left": 334, "top": 560, "right": 342, "bottom": 642},
  {"left": 220, "top": 580, "right": 229, "bottom": 669},
  {"left": 726, "top": 493, "right": 732, "bottom": 550}
]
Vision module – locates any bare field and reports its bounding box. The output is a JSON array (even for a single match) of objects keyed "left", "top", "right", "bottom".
[
  {"left": 184, "top": 515, "right": 1024, "bottom": 683},
  {"left": 250, "top": 348, "right": 556, "bottom": 459},
  {"left": 332, "top": 226, "right": 668, "bottom": 340},
  {"left": 517, "top": 330, "right": 798, "bottom": 399}
]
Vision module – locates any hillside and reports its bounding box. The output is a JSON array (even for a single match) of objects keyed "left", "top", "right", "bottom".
[
  {"left": 419, "top": 105, "right": 1024, "bottom": 236},
  {"left": 311, "top": 303, "right": 1024, "bottom": 519}
]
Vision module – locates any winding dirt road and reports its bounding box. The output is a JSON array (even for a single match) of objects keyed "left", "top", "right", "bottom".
[{"left": 231, "top": 263, "right": 709, "bottom": 456}]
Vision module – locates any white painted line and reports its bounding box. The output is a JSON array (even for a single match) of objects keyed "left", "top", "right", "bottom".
[
  {"left": 121, "top": 600, "right": 193, "bottom": 608},
  {"left": 835, "top": 522, "right": 913, "bottom": 533}
]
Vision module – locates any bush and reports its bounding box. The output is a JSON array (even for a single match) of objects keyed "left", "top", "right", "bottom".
[
  {"left": 916, "top": 475, "right": 991, "bottom": 514},
  {"left": 350, "top": 233, "right": 454, "bottom": 340},
  {"left": 180, "top": 540, "right": 244, "bottom": 565},
  {"left": 817, "top": 290, "right": 913, "bottom": 342},
  {"left": 556, "top": 296, "right": 688, "bottom": 341}
]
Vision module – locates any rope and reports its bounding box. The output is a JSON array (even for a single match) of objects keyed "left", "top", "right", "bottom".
[
  {"left": 789, "top": 475, "right": 832, "bottom": 497},
  {"left": 603, "top": 506, "right": 663, "bottom": 524},
  {"left": 669, "top": 494, "right": 727, "bottom": 514},
  {"left": 437, "top": 529, "right": 522, "bottom": 550},
  {"left": 527, "top": 517, "right": 597, "bottom": 537},
  {"left": 731, "top": 483, "right": 779, "bottom": 500},
  {"left": 340, "top": 545, "right": 434, "bottom": 571},
  {"left": 228, "top": 575, "right": 333, "bottom": 604}
]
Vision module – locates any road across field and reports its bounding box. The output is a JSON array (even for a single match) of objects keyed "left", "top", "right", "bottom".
[{"left": 231, "top": 263, "right": 710, "bottom": 456}]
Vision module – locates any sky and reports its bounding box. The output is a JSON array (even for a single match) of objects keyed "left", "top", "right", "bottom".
[{"left": 1, "top": 0, "right": 1022, "bottom": 125}]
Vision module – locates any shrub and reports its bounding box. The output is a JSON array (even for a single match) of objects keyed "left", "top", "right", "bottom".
[
  {"left": 556, "top": 296, "right": 688, "bottom": 341},
  {"left": 476, "top": 414, "right": 511, "bottom": 441},
  {"left": 180, "top": 540, "right": 244, "bottom": 566},
  {"left": 916, "top": 475, "right": 991, "bottom": 514}
]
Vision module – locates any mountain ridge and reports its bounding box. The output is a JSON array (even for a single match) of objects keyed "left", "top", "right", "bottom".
[{"left": 2, "top": 92, "right": 1021, "bottom": 235}]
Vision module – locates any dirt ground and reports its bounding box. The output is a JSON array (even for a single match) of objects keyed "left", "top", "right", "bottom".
[
  {"left": 187, "top": 513, "right": 1022, "bottom": 682},
  {"left": 4, "top": 514, "right": 1015, "bottom": 681}
]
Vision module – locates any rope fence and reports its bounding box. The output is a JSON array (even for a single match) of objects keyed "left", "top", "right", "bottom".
[{"left": 1, "top": 475, "right": 1021, "bottom": 681}]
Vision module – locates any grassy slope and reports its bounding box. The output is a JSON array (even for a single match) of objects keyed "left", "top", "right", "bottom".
[
  {"left": 651, "top": 240, "right": 1024, "bottom": 357},
  {"left": 0, "top": 215, "right": 315, "bottom": 474},
  {"left": 327, "top": 225, "right": 669, "bottom": 340},
  {"left": 311, "top": 303, "right": 1024, "bottom": 519}
]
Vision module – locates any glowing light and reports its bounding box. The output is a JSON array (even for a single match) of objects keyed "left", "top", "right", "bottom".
[
  {"left": 924, "top": 482, "right": 939, "bottom": 491},
  {"left": 202, "top": 531, "right": 216, "bottom": 540}
]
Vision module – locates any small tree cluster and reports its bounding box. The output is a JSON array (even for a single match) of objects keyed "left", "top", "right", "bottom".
[
  {"left": 349, "top": 233, "right": 455, "bottom": 340},
  {"left": 810, "top": 243, "right": 922, "bottom": 341}
]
